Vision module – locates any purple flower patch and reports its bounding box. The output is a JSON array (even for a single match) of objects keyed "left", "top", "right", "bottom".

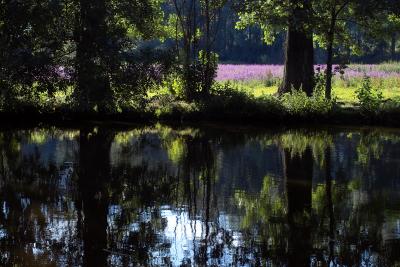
[{"left": 216, "top": 64, "right": 400, "bottom": 81}]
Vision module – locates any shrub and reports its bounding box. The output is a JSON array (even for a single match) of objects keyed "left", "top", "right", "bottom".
[
  {"left": 281, "top": 71, "right": 336, "bottom": 117},
  {"left": 145, "top": 94, "right": 199, "bottom": 118},
  {"left": 182, "top": 51, "right": 219, "bottom": 100},
  {"left": 380, "top": 97, "right": 400, "bottom": 113},
  {"left": 355, "top": 75, "right": 384, "bottom": 115},
  {"left": 281, "top": 87, "right": 335, "bottom": 117},
  {"left": 206, "top": 82, "right": 284, "bottom": 118}
]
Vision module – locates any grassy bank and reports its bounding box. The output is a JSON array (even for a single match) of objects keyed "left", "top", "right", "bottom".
[
  {"left": 3, "top": 63, "right": 400, "bottom": 127},
  {"left": 2, "top": 87, "right": 400, "bottom": 128},
  {"left": 231, "top": 77, "right": 400, "bottom": 107}
]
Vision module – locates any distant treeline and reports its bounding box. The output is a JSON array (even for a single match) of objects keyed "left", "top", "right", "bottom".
[{"left": 162, "top": 1, "right": 399, "bottom": 64}]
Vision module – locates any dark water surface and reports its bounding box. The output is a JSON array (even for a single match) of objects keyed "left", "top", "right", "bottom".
[{"left": 0, "top": 124, "right": 400, "bottom": 266}]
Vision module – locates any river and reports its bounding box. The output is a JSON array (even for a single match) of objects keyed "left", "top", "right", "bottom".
[{"left": 0, "top": 124, "right": 399, "bottom": 266}]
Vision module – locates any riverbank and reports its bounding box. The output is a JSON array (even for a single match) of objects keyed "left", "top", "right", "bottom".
[
  {"left": 3, "top": 62, "right": 400, "bottom": 128},
  {"left": 2, "top": 103, "right": 400, "bottom": 129}
]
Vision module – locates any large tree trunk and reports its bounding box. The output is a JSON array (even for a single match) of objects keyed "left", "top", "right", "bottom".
[
  {"left": 279, "top": 0, "right": 314, "bottom": 96},
  {"left": 76, "top": 0, "right": 112, "bottom": 112}
]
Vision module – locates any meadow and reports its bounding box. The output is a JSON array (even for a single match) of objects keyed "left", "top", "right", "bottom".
[{"left": 216, "top": 63, "right": 400, "bottom": 106}]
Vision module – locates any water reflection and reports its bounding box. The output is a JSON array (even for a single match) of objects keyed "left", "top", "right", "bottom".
[{"left": 0, "top": 125, "right": 399, "bottom": 266}]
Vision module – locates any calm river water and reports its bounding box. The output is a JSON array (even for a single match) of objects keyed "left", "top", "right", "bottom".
[{"left": 0, "top": 124, "right": 399, "bottom": 266}]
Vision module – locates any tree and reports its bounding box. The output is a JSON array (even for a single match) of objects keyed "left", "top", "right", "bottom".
[
  {"left": 200, "top": 0, "right": 225, "bottom": 98},
  {"left": 75, "top": 0, "right": 112, "bottom": 112},
  {"left": 388, "top": 15, "right": 400, "bottom": 60},
  {"left": 75, "top": 0, "right": 170, "bottom": 112},
  {"left": 212, "top": 1, "right": 287, "bottom": 64},
  {"left": 236, "top": 0, "right": 315, "bottom": 96},
  {"left": 0, "top": 0, "right": 171, "bottom": 112},
  {"left": 313, "top": 0, "right": 354, "bottom": 100},
  {"left": 313, "top": 0, "right": 399, "bottom": 99},
  {"left": 372, "top": 13, "right": 400, "bottom": 60},
  {"left": 170, "top": 0, "right": 225, "bottom": 100},
  {"left": 279, "top": 0, "right": 314, "bottom": 96},
  {"left": 169, "top": 0, "right": 200, "bottom": 100},
  {"left": 0, "top": 0, "right": 75, "bottom": 108}
]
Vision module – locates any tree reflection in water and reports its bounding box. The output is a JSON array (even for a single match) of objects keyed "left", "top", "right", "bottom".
[
  {"left": 0, "top": 126, "right": 399, "bottom": 266},
  {"left": 284, "top": 147, "right": 313, "bottom": 266},
  {"left": 78, "top": 127, "right": 115, "bottom": 266}
]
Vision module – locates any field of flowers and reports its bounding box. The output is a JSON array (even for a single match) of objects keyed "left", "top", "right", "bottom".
[
  {"left": 216, "top": 63, "right": 400, "bottom": 105},
  {"left": 216, "top": 64, "right": 400, "bottom": 81},
  {"left": 216, "top": 65, "right": 284, "bottom": 81}
]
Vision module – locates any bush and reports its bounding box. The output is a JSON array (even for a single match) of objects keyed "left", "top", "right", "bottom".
[
  {"left": 355, "top": 75, "right": 384, "bottom": 115},
  {"left": 380, "top": 97, "right": 400, "bottom": 113},
  {"left": 145, "top": 94, "right": 199, "bottom": 118},
  {"left": 181, "top": 51, "right": 219, "bottom": 100},
  {"left": 281, "top": 87, "right": 335, "bottom": 117},
  {"left": 206, "top": 82, "right": 284, "bottom": 117},
  {"left": 281, "top": 71, "right": 336, "bottom": 117}
]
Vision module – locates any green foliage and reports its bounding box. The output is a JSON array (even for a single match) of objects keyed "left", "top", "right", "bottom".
[
  {"left": 206, "top": 82, "right": 284, "bottom": 117},
  {"left": 145, "top": 94, "right": 199, "bottom": 118},
  {"left": 355, "top": 75, "right": 384, "bottom": 114},
  {"left": 0, "top": 0, "right": 75, "bottom": 107},
  {"left": 182, "top": 50, "right": 219, "bottom": 100},
  {"left": 312, "top": 0, "right": 366, "bottom": 54},
  {"left": 235, "top": 0, "right": 288, "bottom": 44},
  {"left": 282, "top": 87, "right": 335, "bottom": 117},
  {"left": 113, "top": 0, "right": 172, "bottom": 40},
  {"left": 353, "top": 130, "right": 400, "bottom": 165},
  {"left": 279, "top": 130, "right": 333, "bottom": 167},
  {"left": 381, "top": 97, "right": 400, "bottom": 113},
  {"left": 0, "top": 0, "right": 175, "bottom": 113},
  {"left": 155, "top": 73, "right": 185, "bottom": 98},
  {"left": 235, "top": 175, "right": 286, "bottom": 232}
]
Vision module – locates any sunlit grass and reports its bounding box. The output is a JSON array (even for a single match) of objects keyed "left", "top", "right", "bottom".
[
  {"left": 216, "top": 62, "right": 400, "bottom": 107},
  {"left": 224, "top": 76, "right": 400, "bottom": 106}
]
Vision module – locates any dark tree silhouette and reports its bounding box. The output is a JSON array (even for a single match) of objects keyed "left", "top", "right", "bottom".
[
  {"left": 75, "top": 1, "right": 113, "bottom": 112},
  {"left": 284, "top": 147, "right": 313, "bottom": 266},
  {"left": 78, "top": 127, "right": 115, "bottom": 266}
]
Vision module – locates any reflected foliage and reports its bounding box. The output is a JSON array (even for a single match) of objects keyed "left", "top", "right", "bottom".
[{"left": 0, "top": 125, "right": 399, "bottom": 266}]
